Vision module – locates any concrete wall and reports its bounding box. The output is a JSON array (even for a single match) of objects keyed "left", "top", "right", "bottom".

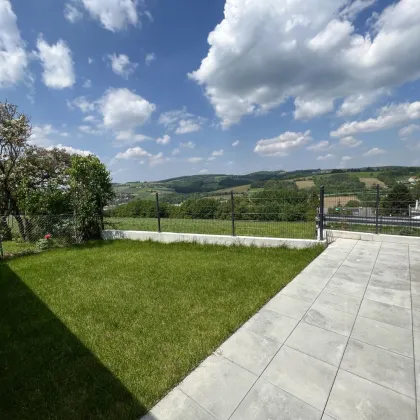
[
  {"left": 102, "top": 230, "right": 325, "bottom": 249},
  {"left": 326, "top": 229, "right": 420, "bottom": 245}
]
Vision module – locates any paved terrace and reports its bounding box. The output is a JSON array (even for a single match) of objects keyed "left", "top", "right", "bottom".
[{"left": 143, "top": 239, "right": 420, "bottom": 420}]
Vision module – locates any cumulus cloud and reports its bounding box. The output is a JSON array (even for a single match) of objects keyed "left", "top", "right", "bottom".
[
  {"left": 364, "top": 147, "right": 386, "bottom": 156},
  {"left": 48, "top": 144, "right": 92, "bottom": 156},
  {"left": 211, "top": 149, "right": 224, "bottom": 157},
  {"left": 36, "top": 37, "right": 75, "bottom": 89},
  {"left": 115, "top": 130, "right": 152, "bottom": 143},
  {"left": 207, "top": 156, "right": 216, "bottom": 161},
  {"left": 331, "top": 102, "right": 420, "bottom": 137},
  {"left": 254, "top": 131, "right": 312, "bottom": 157},
  {"left": 307, "top": 141, "right": 331, "bottom": 152},
  {"left": 341, "top": 155, "right": 352, "bottom": 161},
  {"left": 78, "top": 125, "right": 103, "bottom": 135},
  {"left": 0, "top": 0, "right": 29, "bottom": 87},
  {"left": 339, "top": 136, "right": 363, "bottom": 148},
  {"left": 187, "top": 157, "right": 203, "bottom": 163},
  {"left": 317, "top": 153, "right": 335, "bottom": 161},
  {"left": 79, "top": 0, "right": 139, "bottom": 32},
  {"left": 145, "top": 52, "right": 156, "bottom": 65},
  {"left": 68, "top": 96, "right": 96, "bottom": 113},
  {"left": 83, "top": 79, "right": 92, "bottom": 88},
  {"left": 158, "top": 108, "right": 206, "bottom": 135},
  {"left": 190, "top": 0, "right": 420, "bottom": 127},
  {"left": 64, "top": 3, "right": 83, "bottom": 23},
  {"left": 156, "top": 134, "right": 171, "bottom": 145},
  {"left": 108, "top": 53, "right": 138, "bottom": 78},
  {"left": 399, "top": 124, "right": 420, "bottom": 138},
  {"left": 115, "top": 146, "right": 151, "bottom": 159},
  {"left": 172, "top": 148, "right": 180, "bottom": 156},
  {"left": 179, "top": 141, "right": 195, "bottom": 149},
  {"left": 29, "top": 124, "right": 69, "bottom": 147},
  {"left": 232, "top": 140, "right": 240, "bottom": 147}
]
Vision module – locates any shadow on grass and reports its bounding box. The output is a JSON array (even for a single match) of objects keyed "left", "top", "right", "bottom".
[{"left": 0, "top": 262, "right": 146, "bottom": 420}]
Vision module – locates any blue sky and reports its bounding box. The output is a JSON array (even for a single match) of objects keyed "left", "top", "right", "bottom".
[{"left": 1, "top": 0, "right": 420, "bottom": 182}]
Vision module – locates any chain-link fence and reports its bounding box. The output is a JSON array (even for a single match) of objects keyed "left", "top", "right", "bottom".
[
  {"left": 323, "top": 186, "right": 420, "bottom": 237},
  {"left": 104, "top": 191, "right": 319, "bottom": 239},
  {"left": 0, "top": 214, "right": 80, "bottom": 258}
]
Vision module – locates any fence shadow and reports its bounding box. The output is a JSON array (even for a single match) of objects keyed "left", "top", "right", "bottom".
[{"left": 0, "top": 262, "right": 145, "bottom": 419}]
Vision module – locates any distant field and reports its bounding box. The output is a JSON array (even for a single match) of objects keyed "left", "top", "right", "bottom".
[
  {"left": 211, "top": 184, "right": 251, "bottom": 194},
  {"left": 324, "top": 195, "right": 359, "bottom": 208},
  {"left": 360, "top": 178, "right": 386, "bottom": 187},
  {"left": 296, "top": 180, "right": 315, "bottom": 189}
]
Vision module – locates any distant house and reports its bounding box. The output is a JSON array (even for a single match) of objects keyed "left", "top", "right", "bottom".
[{"left": 409, "top": 176, "right": 418, "bottom": 184}]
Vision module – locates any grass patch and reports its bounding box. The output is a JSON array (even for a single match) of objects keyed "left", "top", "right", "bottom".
[
  {"left": 104, "top": 217, "right": 316, "bottom": 239},
  {"left": 327, "top": 222, "right": 420, "bottom": 236},
  {"left": 0, "top": 240, "right": 323, "bottom": 419}
]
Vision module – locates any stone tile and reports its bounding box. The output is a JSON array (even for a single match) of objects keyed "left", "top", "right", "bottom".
[
  {"left": 244, "top": 309, "right": 299, "bottom": 343},
  {"left": 416, "top": 359, "right": 420, "bottom": 400},
  {"left": 340, "top": 261, "right": 373, "bottom": 275},
  {"left": 293, "top": 273, "right": 331, "bottom": 289},
  {"left": 332, "top": 267, "right": 371, "bottom": 284},
  {"left": 411, "top": 282, "right": 420, "bottom": 296},
  {"left": 303, "top": 303, "right": 356, "bottom": 336},
  {"left": 412, "top": 310, "right": 420, "bottom": 332},
  {"left": 325, "top": 370, "right": 416, "bottom": 420},
  {"left": 341, "top": 339, "right": 415, "bottom": 398},
  {"left": 142, "top": 388, "right": 216, "bottom": 420},
  {"left": 364, "top": 282, "right": 411, "bottom": 309},
  {"left": 359, "top": 299, "right": 412, "bottom": 330},
  {"left": 315, "top": 290, "right": 361, "bottom": 314},
  {"left": 262, "top": 346, "right": 337, "bottom": 411},
  {"left": 302, "top": 264, "right": 337, "bottom": 279},
  {"left": 217, "top": 327, "right": 281, "bottom": 376},
  {"left": 372, "top": 264, "right": 410, "bottom": 282},
  {"left": 280, "top": 282, "right": 321, "bottom": 303},
  {"left": 230, "top": 378, "right": 321, "bottom": 420},
  {"left": 285, "top": 322, "right": 347, "bottom": 366},
  {"left": 321, "top": 415, "right": 335, "bottom": 420},
  {"left": 326, "top": 277, "right": 367, "bottom": 298},
  {"left": 370, "top": 276, "right": 411, "bottom": 291},
  {"left": 412, "top": 294, "right": 420, "bottom": 312},
  {"left": 264, "top": 294, "right": 312, "bottom": 320},
  {"left": 351, "top": 317, "right": 413, "bottom": 358},
  {"left": 414, "top": 330, "right": 420, "bottom": 360},
  {"left": 178, "top": 354, "right": 256, "bottom": 420}
]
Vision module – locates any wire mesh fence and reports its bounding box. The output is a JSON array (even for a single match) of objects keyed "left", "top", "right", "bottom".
[{"left": 0, "top": 214, "right": 80, "bottom": 258}]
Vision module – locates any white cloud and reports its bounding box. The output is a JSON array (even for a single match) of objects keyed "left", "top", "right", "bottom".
[
  {"left": 115, "top": 146, "right": 151, "bottom": 160},
  {"left": 115, "top": 130, "right": 152, "bottom": 143},
  {"left": 83, "top": 79, "right": 92, "bottom": 88},
  {"left": 200, "top": 169, "right": 209, "bottom": 173},
  {"left": 68, "top": 96, "right": 96, "bottom": 113},
  {"left": 331, "top": 101, "right": 420, "bottom": 137},
  {"left": 364, "top": 147, "right": 386, "bottom": 156},
  {"left": 254, "top": 130, "right": 312, "bottom": 157},
  {"left": 172, "top": 148, "right": 180, "bottom": 156},
  {"left": 149, "top": 152, "right": 170, "bottom": 167},
  {"left": 64, "top": 3, "right": 83, "bottom": 23},
  {"left": 29, "top": 125, "right": 72, "bottom": 148},
  {"left": 187, "top": 157, "right": 203, "bottom": 163},
  {"left": 79, "top": 0, "right": 139, "bottom": 32},
  {"left": 0, "top": 0, "right": 29, "bottom": 87},
  {"left": 211, "top": 149, "right": 224, "bottom": 157},
  {"left": 88, "top": 57, "right": 94, "bottom": 64},
  {"left": 307, "top": 140, "right": 330, "bottom": 152},
  {"left": 317, "top": 153, "right": 334, "bottom": 161},
  {"left": 399, "top": 124, "right": 420, "bottom": 138},
  {"left": 100, "top": 88, "right": 156, "bottom": 130},
  {"left": 232, "top": 140, "right": 240, "bottom": 147},
  {"left": 83, "top": 115, "right": 97, "bottom": 123},
  {"left": 341, "top": 155, "right": 352, "bottom": 161},
  {"left": 108, "top": 53, "right": 138, "bottom": 78},
  {"left": 207, "top": 156, "right": 216, "bottom": 161},
  {"left": 190, "top": 0, "right": 420, "bottom": 127},
  {"left": 180, "top": 141, "right": 195, "bottom": 149},
  {"left": 339, "top": 136, "right": 363, "bottom": 148},
  {"left": 48, "top": 144, "right": 92, "bottom": 156},
  {"left": 78, "top": 125, "right": 102, "bottom": 135},
  {"left": 36, "top": 37, "right": 75, "bottom": 89},
  {"left": 145, "top": 52, "right": 156, "bottom": 65},
  {"left": 156, "top": 134, "right": 171, "bottom": 145},
  {"left": 158, "top": 108, "right": 206, "bottom": 134}
]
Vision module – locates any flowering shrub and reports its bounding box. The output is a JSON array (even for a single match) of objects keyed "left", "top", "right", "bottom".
[{"left": 36, "top": 234, "right": 54, "bottom": 251}]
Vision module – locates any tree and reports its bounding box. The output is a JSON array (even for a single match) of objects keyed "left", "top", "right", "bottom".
[
  {"left": 69, "top": 155, "right": 114, "bottom": 240},
  {"left": 381, "top": 184, "right": 413, "bottom": 216}
]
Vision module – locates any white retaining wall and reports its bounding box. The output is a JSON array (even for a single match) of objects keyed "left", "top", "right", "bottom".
[
  {"left": 326, "top": 229, "right": 420, "bottom": 245},
  {"left": 102, "top": 230, "right": 325, "bottom": 249}
]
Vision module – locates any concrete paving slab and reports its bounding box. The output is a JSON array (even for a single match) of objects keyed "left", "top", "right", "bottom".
[
  {"left": 341, "top": 339, "right": 415, "bottom": 398},
  {"left": 216, "top": 327, "right": 281, "bottom": 376},
  {"left": 364, "top": 282, "right": 411, "bottom": 309},
  {"left": 230, "top": 378, "right": 322, "bottom": 420},
  {"left": 414, "top": 330, "right": 420, "bottom": 360},
  {"left": 325, "top": 370, "right": 416, "bottom": 420},
  {"left": 315, "top": 290, "right": 362, "bottom": 314},
  {"left": 262, "top": 346, "right": 337, "bottom": 411},
  {"left": 412, "top": 310, "right": 420, "bottom": 332},
  {"left": 178, "top": 354, "right": 256, "bottom": 420},
  {"left": 411, "top": 282, "right": 420, "bottom": 295},
  {"left": 293, "top": 272, "right": 332, "bottom": 289},
  {"left": 280, "top": 282, "right": 322, "bottom": 303},
  {"left": 243, "top": 309, "right": 299, "bottom": 343},
  {"left": 412, "top": 294, "right": 420, "bottom": 312},
  {"left": 351, "top": 317, "right": 414, "bottom": 358},
  {"left": 142, "top": 388, "right": 216, "bottom": 420},
  {"left": 326, "top": 276, "right": 367, "bottom": 297},
  {"left": 303, "top": 303, "right": 356, "bottom": 336},
  {"left": 359, "top": 299, "right": 412, "bottom": 330},
  {"left": 264, "top": 294, "right": 312, "bottom": 320},
  {"left": 285, "top": 322, "right": 347, "bottom": 366}
]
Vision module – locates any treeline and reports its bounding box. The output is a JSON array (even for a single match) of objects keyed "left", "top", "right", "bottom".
[{"left": 106, "top": 189, "right": 319, "bottom": 222}]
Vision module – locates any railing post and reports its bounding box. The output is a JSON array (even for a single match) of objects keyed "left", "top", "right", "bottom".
[
  {"left": 319, "top": 186, "right": 325, "bottom": 241},
  {"left": 156, "top": 192, "right": 161, "bottom": 233},
  {"left": 231, "top": 191, "right": 236, "bottom": 237},
  {"left": 375, "top": 184, "right": 380, "bottom": 234}
]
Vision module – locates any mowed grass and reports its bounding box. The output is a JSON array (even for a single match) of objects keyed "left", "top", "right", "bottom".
[
  {"left": 295, "top": 179, "right": 315, "bottom": 189},
  {"left": 1, "top": 240, "right": 37, "bottom": 256},
  {"left": 0, "top": 240, "right": 323, "bottom": 419},
  {"left": 359, "top": 177, "right": 386, "bottom": 187},
  {"left": 104, "top": 217, "right": 316, "bottom": 239}
]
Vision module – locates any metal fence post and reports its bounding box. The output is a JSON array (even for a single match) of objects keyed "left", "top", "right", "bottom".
[
  {"left": 375, "top": 184, "right": 380, "bottom": 234},
  {"left": 231, "top": 191, "right": 236, "bottom": 236},
  {"left": 155, "top": 192, "right": 161, "bottom": 233},
  {"left": 319, "top": 186, "right": 325, "bottom": 241}
]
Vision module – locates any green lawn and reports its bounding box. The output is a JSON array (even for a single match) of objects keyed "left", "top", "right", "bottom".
[
  {"left": 0, "top": 240, "right": 323, "bottom": 419},
  {"left": 1, "top": 240, "right": 37, "bottom": 256},
  {"left": 104, "top": 217, "right": 316, "bottom": 239},
  {"left": 327, "top": 222, "right": 420, "bottom": 236}
]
